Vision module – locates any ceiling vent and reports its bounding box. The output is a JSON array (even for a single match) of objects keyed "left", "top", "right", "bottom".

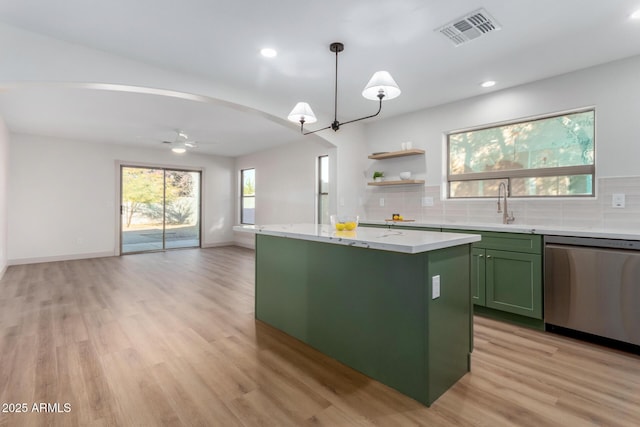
[{"left": 436, "top": 8, "right": 501, "bottom": 46}]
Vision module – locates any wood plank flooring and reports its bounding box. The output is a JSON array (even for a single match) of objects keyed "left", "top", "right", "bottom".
[{"left": 0, "top": 247, "right": 638, "bottom": 426}]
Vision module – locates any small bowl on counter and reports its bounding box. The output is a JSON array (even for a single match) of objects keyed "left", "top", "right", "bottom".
[
  {"left": 399, "top": 171, "right": 412, "bottom": 180},
  {"left": 330, "top": 215, "right": 359, "bottom": 231}
]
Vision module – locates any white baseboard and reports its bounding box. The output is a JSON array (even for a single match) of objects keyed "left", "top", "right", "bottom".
[
  {"left": 7, "top": 244, "right": 255, "bottom": 267},
  {"left": 199, "top": 241, "right": 255, "bottom": 250},
  {"left": 233, "top": 241, "right": 255, "bottom": 250},
  {"left": 201, "top": 241, "right": 237, "bottom": 248},
  {"left": 8, "top": 251, "right": 115, "bottom": 266}
]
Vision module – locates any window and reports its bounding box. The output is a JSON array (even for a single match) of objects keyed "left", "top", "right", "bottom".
[
  {"left": 241, "top": 168, "right": 255, "bottom": 224},
  {"left": 318, "top": 155, "right": 329, "bottom": 224},
  {"left": 447, "top": 109, "right": 595, "bottom": 198},
  {"left": 121, "top": 166, "right": 201, "bottom": 254}
]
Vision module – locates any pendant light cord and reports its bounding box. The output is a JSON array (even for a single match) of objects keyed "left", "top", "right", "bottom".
[
  {"left": 298, "top": 41, "right": 392, "bottom": 135},
  {"left": 334, "top": 47, "right": 339, "bottom": 125}
]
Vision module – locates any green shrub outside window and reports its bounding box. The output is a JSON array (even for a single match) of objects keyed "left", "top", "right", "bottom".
[{"left": 447, "top": 109, "right": 595, "bottom": 198}]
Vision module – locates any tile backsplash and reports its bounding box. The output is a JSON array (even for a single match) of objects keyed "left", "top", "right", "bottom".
[{"left": 362, "top": 176, "right": 640, "bottom": 231}]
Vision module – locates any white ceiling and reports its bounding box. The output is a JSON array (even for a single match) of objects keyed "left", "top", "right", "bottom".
[{"left": 1, "top": 0, "right": 640, "bottom": 156}]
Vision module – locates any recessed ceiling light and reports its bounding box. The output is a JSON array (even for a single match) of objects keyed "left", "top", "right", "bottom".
[
  {"left": 481, "top": 80, "right": 496, "bottom": 88},
  {"left": 631, "top": 9, "right": 640, "bottom": 19},
  {"left": 260, "top": 48, "right": 277, "bottom": 58},
  {"left": 172, "top": 147, "right": 186, "bottom": 154}
]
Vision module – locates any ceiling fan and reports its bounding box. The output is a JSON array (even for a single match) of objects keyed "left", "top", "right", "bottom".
[{"left": 162, "top": 130, "right": 199, "bottom": 153}]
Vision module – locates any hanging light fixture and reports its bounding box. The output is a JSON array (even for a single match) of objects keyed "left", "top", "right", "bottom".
[
  {"left": 164, "top": 130, "right": 198, "bottom": 154},
  {"left": 287, "top": 42, "right": 400, "bottom": 135},
  {"left": 171, "top": 145, "right": 187, "bottom": 154}
]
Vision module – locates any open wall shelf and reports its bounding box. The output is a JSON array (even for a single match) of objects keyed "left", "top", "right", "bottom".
[
  {"left": 368, "top": 180, "right": 425, "bottom": 186},
  {"left": 368, "top": 149, "right": 425, "bottom": 160}
]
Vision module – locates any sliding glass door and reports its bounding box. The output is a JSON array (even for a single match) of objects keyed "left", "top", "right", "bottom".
[{"left": 121, "top": 166, "right": 201, "bottom": 254}]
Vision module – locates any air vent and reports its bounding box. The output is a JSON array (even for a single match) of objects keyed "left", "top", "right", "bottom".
[{"left": 436, "top": 8, "right": 501, "bottom": 46}]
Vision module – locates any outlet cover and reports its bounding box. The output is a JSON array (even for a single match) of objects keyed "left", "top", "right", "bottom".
[
  {"left": 379, "top": 198, "right": 385, "bottom": 207},
  {"left": 422, "top": 197, "right": 434, "bottom": 207},
  {"left": 612, "top": 193, "right": 626, "bottom": 208},
  {"left": 432, "top": 275, "right": 441, "bottom": 299}
]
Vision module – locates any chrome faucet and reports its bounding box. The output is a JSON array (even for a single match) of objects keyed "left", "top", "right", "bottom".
[{"left": 497, "top": 182, "right": 515, "bottom": 224}]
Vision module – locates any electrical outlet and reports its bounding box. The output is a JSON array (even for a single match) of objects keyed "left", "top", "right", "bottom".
[
  {"left": 379, "top": 198, "right": 385, "bottom": 207},
  {"left": 432, "top": 275, "right": 440, "bottom": 299},
  {"left": 422, "top": 197, "right": 434, "bottom": 207},
  {"left": 612, "top": 193, "right": 626, "bottom": 208},
  {"left": 340, "top": 197, "right": 345, "bottom": 207}
]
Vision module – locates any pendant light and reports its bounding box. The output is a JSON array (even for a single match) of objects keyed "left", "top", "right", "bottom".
[{"left": 288, "top": 42, "right": 400, "bottom": 135}]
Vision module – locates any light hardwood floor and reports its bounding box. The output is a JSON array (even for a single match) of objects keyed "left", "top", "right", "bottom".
[{"left": 0, "top": 247, "right": 638, "bottom": 426}]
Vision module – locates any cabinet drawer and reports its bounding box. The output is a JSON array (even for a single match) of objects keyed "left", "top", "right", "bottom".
[
  {"left": 476, "top": 232, "right": 541, "bottom": 254},
  {"left": 443, "top": 229, "right": 542, "bottom": 254}
]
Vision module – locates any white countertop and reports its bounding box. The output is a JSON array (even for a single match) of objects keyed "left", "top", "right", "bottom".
[
  {"left": 361, "top": 220, "right": 640, "bottom": 241},
  {"left": 233, "top": 223, "right": 481, "bottom": 254}
]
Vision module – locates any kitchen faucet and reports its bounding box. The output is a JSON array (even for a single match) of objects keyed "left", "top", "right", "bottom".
[{"left": 497, "top": 182, "right": 515, "bottom": 224}]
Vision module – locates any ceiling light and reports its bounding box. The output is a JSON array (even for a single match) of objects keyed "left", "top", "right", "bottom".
[
  {"left": 260, "top": 48, "right": 277, "bottom": 58},
  {"left": 288, "top": 42, "right": 400, "bottom": 135},
  {"left": 631, "top": 9, "right": 640, "bottom": 19},
  {"left": 165, "top": 129, "right": 198, "bottom": 153},
  {"left": 481, "top": 80, "right": 496, "bottom": 88}
]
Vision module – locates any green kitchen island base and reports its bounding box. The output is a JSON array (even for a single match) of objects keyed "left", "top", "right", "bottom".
[{"left": 255, "top": 233, "right": 473, "bottom": 406}]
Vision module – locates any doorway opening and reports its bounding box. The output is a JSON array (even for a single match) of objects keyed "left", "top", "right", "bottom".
[{"left": 120, "top": 166, "right": 201, "bottom": 254}]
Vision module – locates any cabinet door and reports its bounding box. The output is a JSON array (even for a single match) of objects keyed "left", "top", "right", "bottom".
[
  {"left": 485, "top": 250, "right": 542, "bottom": 319},
  {"left": 471, "top": 247, "right": 486, "bottom": 306}
]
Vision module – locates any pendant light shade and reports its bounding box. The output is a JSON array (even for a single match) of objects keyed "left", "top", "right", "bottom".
[
  {"left": 288, "top": 102, "right": 317, "bottom": 124},
  {"left": 289, "top": 42, "right": 400, "bottom": 135},
  {"left": 362, "top": 71, "right": 401, "bottom": 101}
]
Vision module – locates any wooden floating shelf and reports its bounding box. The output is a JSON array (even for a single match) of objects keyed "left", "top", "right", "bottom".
[
  {"left": 368, "top": 179, "right": 425, "bottom": 186},
  {"left": 368, "top": 149, "right": 425, "bottom": 160}
]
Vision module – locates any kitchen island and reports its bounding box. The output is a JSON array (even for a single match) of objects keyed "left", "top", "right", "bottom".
[{"left": 234, "top": 224, "right": 481, "bottom": 406}]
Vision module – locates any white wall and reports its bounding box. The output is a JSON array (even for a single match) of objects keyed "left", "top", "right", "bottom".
[
  {"left": 328, "top": 124, "right": 369, "bottom": 217},
  {"left": 360, "top": 55, "right": 640, "bottom": 229},
  {"left": 232, "top": 120, "right": 369, "bottom": 248},
  {"left": 8, "top": 134, "right": 234, "bottom": 264},
  {"left": 0, "top": 118, "right": 9, "bottom": 278},
  {"left": 234, "top": 138, "right": 335, "bottom": 248},
  {"left": 366, "top": 54, "right": 640, "bottom": 182}
]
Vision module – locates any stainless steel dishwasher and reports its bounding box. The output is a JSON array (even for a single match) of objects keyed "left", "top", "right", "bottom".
[{"left": 544, "top": 235, "right": 640, "bottom": 347}]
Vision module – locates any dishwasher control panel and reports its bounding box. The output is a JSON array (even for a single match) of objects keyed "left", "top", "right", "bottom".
[{"left": 545, "top": 235, "right": 640, "bottom": 251}]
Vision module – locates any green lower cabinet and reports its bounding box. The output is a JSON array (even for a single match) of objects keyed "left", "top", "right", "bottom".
[
  {"left": 359, "top": 222, "right": 390, "bottom": 229},
  {"left": 449, "top": 230, "right": 543, "bottom": 321},
  {"left": 393, "top": 225, "right": 441, "bottom": 232},
  {"left": 485, "top": 249, "right": 542, "bottom": 318},
  {"left": 360, "top": 224, "right": 441, "bottom": 232},
  {"left": 255, "top": 234, "right": 472, "bottom": 406}
]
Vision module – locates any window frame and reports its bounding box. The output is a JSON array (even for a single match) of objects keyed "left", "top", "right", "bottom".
[
  {"left": 446, "top": 108, "right": 595, "bottom": 199},
  {"left": 317, "top": 155, "right": 329, "bottom": 224},
  {"left": 240, "top": 168, "right": 255, "bottom": 225}
]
